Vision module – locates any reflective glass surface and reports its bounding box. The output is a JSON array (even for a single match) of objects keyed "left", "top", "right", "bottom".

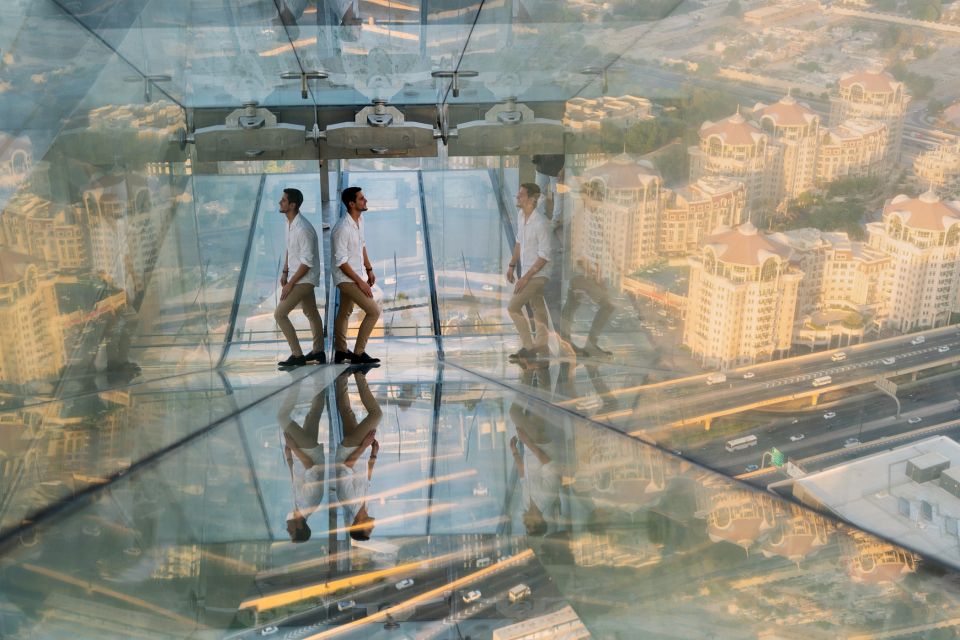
[{"left": 6, "top": 0, "right": 960, "bottom": 638}]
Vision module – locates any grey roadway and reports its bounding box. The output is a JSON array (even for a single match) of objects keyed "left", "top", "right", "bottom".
[{"left": 587, "top": 324, "right": 960, "bottom": 430}]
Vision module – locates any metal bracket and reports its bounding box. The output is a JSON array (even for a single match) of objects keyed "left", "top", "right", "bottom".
[{"left": 280, "top": 70, "right": 329, "bottom": 99}]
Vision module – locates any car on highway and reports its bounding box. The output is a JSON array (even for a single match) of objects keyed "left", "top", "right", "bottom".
[
  {"left": 742, "top": 372, "right": 755, "bottom": 379},
  {"left": 462, "top": 590, "right": 482, "bottom": 604},
  {"left": 671, "top": 449, "right": 683, "bottom": 456},
  {"left": 908, "top": 416, "right": 922, "bottom": 424},
  {"left": 337, "top": 600, "right": 356, "bottom": 612},
  {"left": 823, "top": 411, "right": 837, "bottom": 419},
  {"left": 911, "top": 336, "right": 926, "bottom": 345},
  {"left": 481, "top": 284, "right": 494, "bottom": 292},
  {"left": 882, "top": 357, "right": 896, "bottom": 365},
  {"left": 260, "top": 627, "right": 279, "bottom": 636},
  {"left": 395, "top": 579, "right": 415, "bottom": 590},
  {"left": 938, "top": 345, "right": 950, "bottom": 353},
  {"left": 831, "top": 352, "right": 847, "bottom": 362},
  {"left": 744, "top": 464, "right": 759, "bottom": 472},
  {"left": 791, "top": 418, "right": 799, "bottom": 424},
  {"left": 790, "top": 434, "right": 805, "bottom": 442},
  {"left": 843, "top": 438, "right": 860, "bottom": 448}
]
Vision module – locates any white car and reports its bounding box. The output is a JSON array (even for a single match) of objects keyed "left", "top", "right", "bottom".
[
  {"left": 260, "top": 627, "right": 279, "bottom": 636},
  {"left": 395, "top": 579, "right": 415, "bottom": 590},
  {"left": 337, "top": 600, "right": 356, "bottom": 612},
  {"left": 938, "top": 345, "right": 950, "bottom": 353},
  {"left": 882, "top": 357, "right": 896, "bottom": 365},
  {"left": 790, "top": 434, "right": 805, "bottom": 442},
  {"left": 481, "top": 284, "right": 494, "bottom": 292},
  {"left": 843, "top": 438, "right": 860, "bottom": 448},
  {"left": 742, "top": 372, "right": 755, "bottom": 379},
  {"left": 911, "top": 336, "right": 926, "bottom": 346},
  {"left": 908, "top": 417, "right": 922, "bottom": 424},
  {"left": 831, "top": 352, "right": 847, "bottom": 362},
  {"left": 823, "top": 411, "right": 837, "bottom": 420},
  {"left": 462, "top": 590, "right": 482, "bottom": 604}
]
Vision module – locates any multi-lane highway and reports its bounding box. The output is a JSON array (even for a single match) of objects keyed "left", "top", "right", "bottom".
[{"left": 589, "top": 325, "right": 960, "bottom": 431}]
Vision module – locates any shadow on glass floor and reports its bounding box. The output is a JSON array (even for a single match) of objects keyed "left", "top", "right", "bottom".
[{"left": 2, "top": 364, "right": 959, "bottom": 639}]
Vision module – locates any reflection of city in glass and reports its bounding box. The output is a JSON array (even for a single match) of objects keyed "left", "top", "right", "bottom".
[{"left": 5, "top": 0, "right": 960, "bottom": 637}]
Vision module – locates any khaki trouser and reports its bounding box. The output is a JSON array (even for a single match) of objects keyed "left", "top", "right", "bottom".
[
  {"left": 561, "top": 274, "right": 614, "bottom": 344},
  {"left": 335, "top": 282, "right": 381, "bottom": 354},
  {"left": 274, "top": 283, "right": 324, "bottom": 356},
  {"left": 336, "top": 372, "right": 383, "bottom": 447},
  {"left": 507, "top": 276, "right": 549, "bottom": 350}
]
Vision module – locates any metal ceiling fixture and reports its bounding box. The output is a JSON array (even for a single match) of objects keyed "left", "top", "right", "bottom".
[
  {"left": 431, "top": 69, "right": 479, "bottom": 98},
  {"left": 123, "top": 74, "right": 172, "bottom": 102},
  {"left": 280, "top": 70, "right": 329, "bottom": 99}
]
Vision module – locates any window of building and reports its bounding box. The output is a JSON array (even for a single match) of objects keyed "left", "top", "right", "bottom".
[
  {"left": 898, "top": 497, "right": 910, "bottom": 517},
  {"left": 921, "top": 500, "right": 934, "bottom": 521}
]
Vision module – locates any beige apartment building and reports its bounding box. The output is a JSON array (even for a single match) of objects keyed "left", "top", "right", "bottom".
[
  {"left": 914, "top": 140, "right": 960, "bottom": 189},
  {"left": 830, "top": 70, "right": 909, "bottom": 170},
  {"left": 815, "top": 118, "right": 888, "bottom": 183},
  {"left": 683, "top": 223, "right": 802, "bottom": 367},
  {"left": 689, "top": 111, "right": 774, "bottom": 219},
  {"left": 750, "top": 95, "right": 821, "bottom": 205},
  {"left": 0, "top": 251, "right": 65, "bottom": 385},
  {"left": 867, "top": 191, "right": 960, "bottom": 332},
  {"left": 563, "top": 95, "right": 653, "bottom": 134},
  {"left": 1, "top": 192, "right": 88, "bottom": 270},
  {"left": 659, "top": 176, "right": 746, "bottom": 256},
  {"left": 572, "top": 155, "right": 664, "bottom": 289}
]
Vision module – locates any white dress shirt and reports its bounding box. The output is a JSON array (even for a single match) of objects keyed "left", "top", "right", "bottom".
[
  {"left": 331, "top": 213, "right": 366, "bottom": 286},
  {"left": 286, "top": 213, "right": 321, "bottom": 287},
  {"left": 516, "top": 209, "right": 552, "bottom": 280}
]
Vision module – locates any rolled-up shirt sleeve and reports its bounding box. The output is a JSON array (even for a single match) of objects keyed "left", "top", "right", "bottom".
[
  {"left": 296, "top": 228, "right": 316, "bottom": 268},
  {"left": 536, "top": 218, "right": 551, "bottom": 263},
  {"left": 332, "top": 226, "right": 350, "bottom": 268}
]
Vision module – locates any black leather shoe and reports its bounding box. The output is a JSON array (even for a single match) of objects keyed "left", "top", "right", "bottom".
[
  {"left": 278, "top": 354, "right": 307, "bottom": 367},
  {"left": 508, "top": 348, "right": 532, "bottom": 361},
  {"left": 334, "top": 350, "right": 356, "bottom": 364},
  {"left": 353, "top": 351, "right": 380, "bottom": 364},
  {"left": 304, "top": 351, "right": 326, "bottom": 364}
]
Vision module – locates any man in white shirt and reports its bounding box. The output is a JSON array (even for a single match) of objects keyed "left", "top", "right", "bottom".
[
  {"left": 275, "top": 188, "right": 325, "bottom": 367},
  {"left": 331, "top": 187, "right": 381, "bottom": 365},
  {"left": 280, "top": 384, "right": 327, "bottom": 543},
  {"left": 334, "top": 369, "right": 382, "bottom": 541},
  {"left": 505, "top": 183, "right": 552, "bottom": 360}
]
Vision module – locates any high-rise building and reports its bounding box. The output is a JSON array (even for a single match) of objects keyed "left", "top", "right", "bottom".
[
  {"left": 1, "top": 192, "right": 87, "bottom": 270},
  {"left": 750, "top": 95, "right": 821, "bottom": 205},
  {"left": 913, "top": 140, "right": 960, "bottom": 189},
  {"left": 867, "top": 191, "right": 960, "bottom": 332},
  {"left": 659, "top": 176, "right": 746, "bottom": 257},
  {"left": 689, "top": 111, "right": 773, "bottom": 219},
  {"left": 815, "top": 118, "right": 888, "bottom": 183},
  {"left": 684, "top": 223, "right": 802, "bottom": 367},
  {"left": 572, "top": 155, "right": 664, "bottom": 289},
  {"left": 830, "top": 70, "right": 908, "bottom": 170}
]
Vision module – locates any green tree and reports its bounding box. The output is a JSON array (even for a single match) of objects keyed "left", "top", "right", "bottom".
[{"left": 724, "top": 0, "right": 742, "bottom": 17}]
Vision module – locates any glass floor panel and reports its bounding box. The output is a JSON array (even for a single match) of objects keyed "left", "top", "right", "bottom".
[{"left": 3, "top": 363, "right": 960, "bottom": 639}]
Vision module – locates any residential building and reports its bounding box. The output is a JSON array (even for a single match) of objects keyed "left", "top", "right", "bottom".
[
  {"left": 830, "top": 70, "right": 909, "bottom": 170},
  {"left": 1, "top": 192, "right": 87, "bottom": 270},
  {"left": 683, "top": 223, "right": 802, "bottom": 367},
  {"left": 867, "top": 191, "right": 960, "bottom": 332},
  {"left": 689, "top": 110, "right": 774, "bottom": 219},
  {"left": 750, "top": 95, "right": 821, "bottom": 206},
  {"left": 659, "top": 176, "right": 746, "bottom": 256},
  {"left": 563, "top": 95, "right": 654, "bottom": 134},
  {"left": 572, "top": 155, "right": 664, "bottom": 289},
  {"left": 815, "top": 118, "right": 888, "bottom": 183},
  {"left": 913, "top": 139, "right": 960, "bottom": 189}
]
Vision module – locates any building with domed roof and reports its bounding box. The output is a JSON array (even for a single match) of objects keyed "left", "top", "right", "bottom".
[
  {"left": 749, "top": 95, "right": 821, "bottom": 205},
  {"left": 660, "top": 176, "right": 746, "bottom": 257},
  {"left": 830, "top": 70, "right": 909, "bottom": 170},
  {"left": 867, "top": 191, "right": 960, "bottom": 331},
  {"left": 572, "top": 155, "right": 665, "bottom": 289},
  {"left": 689, "top": 110, "right": 775, "bottom": 219},
  {"left": 683, "top": 223, "right": 802, "bottom": 367}
]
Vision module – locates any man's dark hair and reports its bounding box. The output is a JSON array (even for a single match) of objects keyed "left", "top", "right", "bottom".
[
  {"left": 341, "top": 186, "right": 363, "bottom": 209},
  {"left": 349, "top": 527, "right": 372, "bottom": 541},
  {"left": 284, "top": 188, "right": 304, "bottom": 211},
  {"left": 520, "top": 182, "right": 541, "bottom": 202}
]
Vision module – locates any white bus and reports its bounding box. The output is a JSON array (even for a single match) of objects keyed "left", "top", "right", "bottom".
[
  {"left": 811, "top": 375, "right": 832, "bottom": 387},
  {"left": 725, "top": 435, "right": 758, "bottom": 452},
  {"left": 508, "top": 584, "right": 531, "bottom": 603}
]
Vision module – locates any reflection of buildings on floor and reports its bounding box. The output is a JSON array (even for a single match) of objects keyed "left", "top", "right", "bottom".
[
  {"left": 844, "top": 531, "right": 919, "bottom": 584},
  {"left": 695, "top": 478, "right": 778, "bottom": 551},
  {"left": 491, "top": 604, "right": 590, "bottom": 640}
]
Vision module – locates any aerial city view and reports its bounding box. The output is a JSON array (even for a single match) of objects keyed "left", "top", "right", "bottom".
[{"left": 4, "top": 0, "right": 960, "bottom": 638}]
